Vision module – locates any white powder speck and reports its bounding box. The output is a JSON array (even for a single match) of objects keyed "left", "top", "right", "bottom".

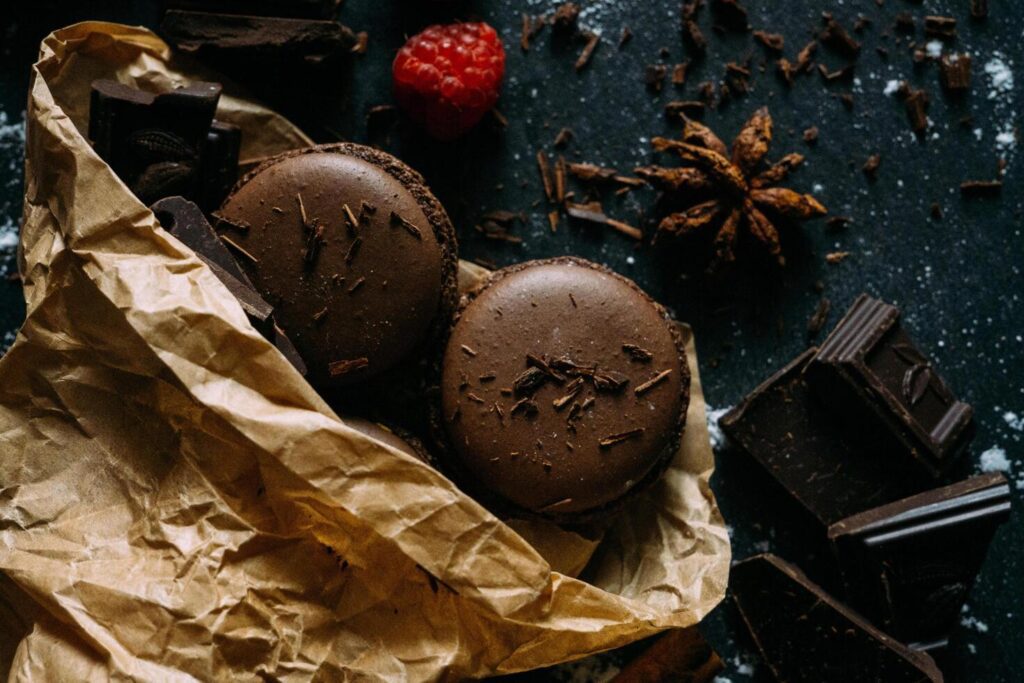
[
  {"left": 625, "top": 256, "right": 635, "bottom": 265},
  {"left": 984, "top": 54, "right": 1014, "bottom": 98},
  {"left": 979, "top": 447, "right": 1012, "bottom": 473},
  {"left": 968, "top": 643, "right": 978, "bottom": 654},
  {"left": 925, "top": 40, "right": 943, "bottom": 59},
  {"left": 995, "top": 122, "right": 1017, "bottom": 152},
  {"left": 714, "top": 678, "right": 734, "bottom": 683},
  {"left": 813, "top": 183, "right": 824, "bottom": 193},
  {"left": 707, "top": 406, "right": 731, "bottom": 451},
  {"left": 961, "top": 615, "right": 990, "bottom": 633},
  {"left": 1004, "top": 411, "right": 1023, "bottom": 431},
  {"left": 883, "top": 79, "right": 902, "bottom": 96},
  {"left": 974, "top": 128, "right": 984, "bottom": 141}
]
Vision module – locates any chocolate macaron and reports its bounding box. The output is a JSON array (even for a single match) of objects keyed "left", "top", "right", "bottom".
[
  {"left": 217, "top": 143, "right": 458, "bottom": 387},
  {"left": 437, "top": 257, "right": 689, "bottom": 522}
]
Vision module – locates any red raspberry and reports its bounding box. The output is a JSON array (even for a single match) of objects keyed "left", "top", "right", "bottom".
[{"left": 393, "top": 22, "right": 506, "bottom": 140}]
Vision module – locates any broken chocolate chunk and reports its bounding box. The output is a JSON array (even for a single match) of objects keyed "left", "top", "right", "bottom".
[
  {"left": 808, "top": 294, "right": 974, "bottom": 477},
  {"left": 732, "top": 554, "right": 943, "bottom": 682},
  {"left": 610, "top": 627, "right": 724, "bottom": 682},
  {"left": 829, "top": 474, "right": 1011, "bottom": 651},
  {"left": 939, "top": 54, "right": 972, "bottom": 94}
]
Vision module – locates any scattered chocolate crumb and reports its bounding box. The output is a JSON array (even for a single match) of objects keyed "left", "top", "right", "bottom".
[
  {"left": 575, "top": 31, "right": 600, "bottom": 71},
  {"left": 894, "top": 13, "right": 915, "bottom": 33},
  {"left": 820, "top": 17, "right": 861, "bottom": 57},
  {"left": 619, "top": 26, "right": 633, "bottom": 48},
  {"left": 665, "top": 100, "right": 706, "bottom": 119},
  {"left": 904, "top": 88, "right": 930, "bottom": 133},
  {"left": 681, "top": 0, "right": 707, "bottom": 55},
  {"left": 537, "top": 150, "right": 555, "bottom": 202},
  {"left": 565, "top": 201, "right": 643, "bottom": 239},
  {"left": 295, "top": 192, "right": 309, "bottom": 228},
  {"left": 491, "top": 108, "right": 509, "bottom": 128},
  {"left": 796, "top": 41, "right": 818, "bottom": 71},
  {"left": 553, "top": 2, "right": 581, "bottom": 33},
  {"left": 592, "top": 370, "right": 630, "bottom": 393},
  {"left": 461, "top": 344, "right": 478, "bottom": 357},
  {"left": 569, "top": 292, "right": 577, "bottom": 308},
  {"left": 554, "top": 127, "right": 574, "bottom": 148},
  {"left": 313, "top": 307, "right": 328, "bottom": 323},
  {"left": 329, "top": 357, "right": 369, "bottom": 377},
  {"left": 924, "top": 16, "right": 957, "bottom": 40},
  {"left": 555, "top": 155, "right": 567, "bottom": 203},
  {"left": 930, "top": 202, "right": 943, "bottom": 220},
  {"left": 825, "top": 251, "right": 851, "bottom": 264},
  {"left": 342, "top": 203, "right": 360, "bottom": 234},
  {"left": 672, "top": 62, "right": 689, "bottom": 87},
  {"left": 548, "top": 210, "right": 560, "bottom": 233},
  {"left": 645, "top": 64, "right": 669, "bottom": 92},
  {"left": 837, "top": 92, "right": 855, "bottom": 110},
  {"left": 513, "top": 366, "right": 551, "bottom": 396},
  {"left": 826, "top": 215, "right": 852, "bottom": 230},
  {"left": 807, "top": 297, "right": 831, "bottom": 339},
  {"left": 819, "top": 63, "right": 855, "bottom": 82},
  {"left": 466, "top": 392, "right": 485, "bottom": 404},
  {"left": 553, "top": 377, "right": 586, "bottom": 409},
  {"left": 599, "top": 428, "right": 645, "bottom": 449},
  {"left": 220, "top": 235, "right": 258, "bottom": 263},
  {"left": 390, "top": 211, "right": 423, "bottom": 239},
  {"left": 567, "top": 162, "right": 618, "bottom": 183},
  {"left": 510, "top": 397, "right": 539, "bottom": 417},
  {"left": 753, "top": 30, "right": 784, "bottom": 52},
  {"left": 960, "top": 180, "right": 1002, "bottom": 197},
  {"left": 634, "top": 369, "right": 672, "bottom": 396},
  {"left": 352, "top": 31, "right": 369, "bottom": 55},
  {"left": 862, "top": 153, "right": 881, "bottom": 180},
  {"left": 520, "top": 13, "right": 547, "bottom": 51},
  {"left": 970, "top": 0, "right": 988, "bottom": 20},
  {"left": 803, "top": 126, "right": 819, "bottom": 144},
  {"left": 622, "top": 343, "right": 654, "bottom": 362},
  {"left": 853, "top": 15, "right": 872, "bottom": 33},
  {"left": 939, "top": 53, "right": 972, "bottom": 93},
  {"left": 347, "top": 276, "right": 365, "bottom": 293}
]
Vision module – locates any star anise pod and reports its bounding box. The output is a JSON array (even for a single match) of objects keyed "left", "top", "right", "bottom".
[{"left": 638, "top": 107, "right": 826, "bottom": 268}]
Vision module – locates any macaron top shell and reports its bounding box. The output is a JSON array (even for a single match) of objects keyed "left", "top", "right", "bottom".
[
  {"left": 218, "top": 143, "right": 456, "bottom": 387},
  {"left": 439, "top": 258, "right": 689, "bottom": 518}
]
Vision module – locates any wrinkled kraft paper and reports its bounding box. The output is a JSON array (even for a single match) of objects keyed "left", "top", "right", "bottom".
[{"left": 0, "top": 23, "right": 730, "bottom": 682}]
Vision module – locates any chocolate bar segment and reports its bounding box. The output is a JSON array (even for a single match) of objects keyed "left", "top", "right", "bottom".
[
  {"left": 720, "top": 348, "right": 931, "bottom": 527},
  {"left": 200, "top": 120, "right": 241, "bottom": 213},
  {"left": 809, "top": 294, "right": 974, "bottom": 476},
  {"left": 164, "top": 0, "right": 341, "bottom": 19},
  {"left": 829, "top": 473, "right": 1010, "bottom": 650},
  {"left": 732, "top": 554, "right": 943, "bottom": 682}
]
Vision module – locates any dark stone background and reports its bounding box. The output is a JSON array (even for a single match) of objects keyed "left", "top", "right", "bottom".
[{"left": 1, "top": 1, "right": 1020, "bottom": 681}]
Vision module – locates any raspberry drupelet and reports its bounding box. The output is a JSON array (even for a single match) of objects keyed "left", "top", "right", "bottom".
[{"left": 393, "top": 22, "right": 506, "bottom": 140}]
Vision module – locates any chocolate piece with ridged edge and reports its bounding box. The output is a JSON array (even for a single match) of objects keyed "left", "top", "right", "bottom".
[
  {"left": 829, "top": 473, "right": 1010, "bottom": 651},
  {"left": 720, "top": 348, "right": 932, "bottom": 527},
  {"left": 164, "top": 0, "right": 341, "bottom": 19},
  {"left": 732, "top": 554, "right": 943, "bottom": 683},
  {"left": 436, "top": 257, "right": 689, "bottom": 524},
  {"left": 808, "top": 294, "right": 974, "bottom": 477}
]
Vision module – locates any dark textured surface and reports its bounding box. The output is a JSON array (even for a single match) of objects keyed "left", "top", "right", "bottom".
[{"left": 1, "top": 2, "right": 1021, "bottom": 681}]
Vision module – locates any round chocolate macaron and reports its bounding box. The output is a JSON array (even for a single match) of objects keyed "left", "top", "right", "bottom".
[
  {"left": 218, "top": 143, "right": 458, "bottom": 387},
  {"left": 438, "top": 257, "right": 689, "bottom": 522}
]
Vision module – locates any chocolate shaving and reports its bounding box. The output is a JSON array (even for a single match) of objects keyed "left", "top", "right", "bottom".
[
  {"left": 753, "top": 30, "right": 784, "bottom": 52},
  {"left": 862, "top": 153, "right": 881, "bottom": 181},
  {"left": 537, "top": 150, "right": 555, "bottom": 202},
  {"left": 599, "top": 428, "right": 645, "bottom": 449},
  {"left": 513, "top": 367, "right": 550, "bottom": 396},
  {"left": 553, "top": 377, "right": 585, "bottom": 409},
  {"left": 313, "top": 307, "right": 328, "bottom": 323},
  {"left": 820, "top": 17, "right": 861, "bottom": 57},
  {"left": 461, "top": 344, "right": 478, "bottom": 357},
  {"left": 329, "top": 357, "right": 368, "bottom": 377},
  {"left": 939, "top": 54, "right": 972, "bottom": 93},
  {"left": 555, "top": 155, "right": 567, "bottom": 203},
  {"left": 347, "top": 276, "right": 365, "bottom": 293},
  {"left": 220, "top": 235, "right": 258, "bottom": 263},
  {"left": 510, "top": 397, "right": 539, "bottom": 417},
  {"left": 296, "top": 192, "right": 309, "bottom": 228},
  {"left": 565, "top": 202, "right": 643, "bottom": 240},
  {"left": 548, "top": 210, "right": 560, "bottom": 233},
  {"left": 619, "top": 26, "right": 633, "bottom": 48},
  {"left": 825, "top": 251, "right": 850, "bottom": 264},
  {"left": 344, "top": 236, "right": 362, "bottom": 264},
  {"left": 592, "top": 370, "right": 630, "bottom": 393},
  {"left": 924, "top": 16, "right": 957, "bottom": 40},
  {"left": 672, "top": 62, "right": 689, "bottom": 86},
  {"left": 803, "top": 127, "right": 819, "bottom": 144},
  {"left": 634, "top": 369, "right": 672, "bottom": 396},
  {"left": 665, "top": 100, "right": 706, "bottom": 119},
  {"left": 575, "top": 31, "right": 600, "bottom": 71},
  {"left": 554, "top": 127, "right": 574, "bottom": 148},
  {"left": 466, "top": 392, "right": 485, "bottom": 404},
  {"left": 304, "top": 222, "right": 325, "bottom": 265},
  {"left": 807, "top": 297, "right": 831, "bottom": 339},
  {"left": 960, "top": 180, "right": 1002, "bottom": 197},
  {"left": 342, "top": 203, "right": 360, "bottom": 234},
  {"left": 904, "top": 88, "right": 930, "bottom": 133},
  {"left": 623, "top": 343, "right": 654, "bottom": 362},
  {"left": 568, "top": 162, "right": 618, "bottom": 183},
  {"left": 645, "top": 64, "right": 668, "bottom": 92},
  {"left": 352, "top": 31, "right": 368, "bottom": 55},
  {"left": 390, "top": 211, "right": 423, "bottom": 239},
  {"left": 553, "top": 2, "right": 580, "bottom": 33},
  {"left": 818, "top": 63, "right": 855, "bottom": 82}
]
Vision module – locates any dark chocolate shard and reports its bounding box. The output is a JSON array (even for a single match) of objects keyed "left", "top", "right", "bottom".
[
  {"left": 151, "top": 196, "right": 252, "bottom": 286},
  {"left": 165, "top": 0, "right": 341, "bottom": 19},
  {"left": 721, "top": 349, "right": 932, "bottom": 527},
  {"left": 732, "top": 554, "right": 944, "bottom": 682},
  {"left": 196, "top": 255, "right": 274, "bottom": 337},
  {"left": 200, "top": 120, "right": 241, "bottom": 211},
  {"left": 609, "top": 626, "right": 724, "bottom": 682},
  {"left": 808, "top": 294, "right": 974, "bottom": 477},
  {"left": 829, "top": 474, "right": 1010, "bottom": 651},
  {"left": 90, "top": 79, "right": 222, "bottom": 206},
  {"left": 272, "top": 324, "right": 307, "bottom": 375}
]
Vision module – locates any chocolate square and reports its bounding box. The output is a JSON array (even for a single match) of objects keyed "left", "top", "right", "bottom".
[
  {"left": 732, "top": 554, "right": 943, "bottom": 682},
  {"left": 720, "top": 348, "right": 931, "bottom": 527},
  {"left": 829, "top": 473, "right": 1010, "bottom": 650},
  {"left": 808, "top": 294, "right": 974, "bottom": 476}
]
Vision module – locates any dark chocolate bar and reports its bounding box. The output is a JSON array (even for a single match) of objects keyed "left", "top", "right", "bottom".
[
  {"left": 160, "top": 11, "right": 356, "bottom": 69},
  {"left": 829, "top": 473, "right": 1010, "bottom": 650},
  {"left": 808, "top": 294, "right": 974, "bottom": 477},
  {"left": 90, "top": 80, "right": 220, "bottom": 205},
  {"left": 610, "top": 627, "right": 723, "bottom": 682},
  {"left": 200, "top": 120, "right": 241, "bottom": 212},
  {"left": 164, "top": 0, "right": 341, "bottom": 19},
  {"left": 720, "top": 348, "right": 931, "bottom": 527},
  {"left": 732, "top": 554, "right": 944, "bottom": 682}
]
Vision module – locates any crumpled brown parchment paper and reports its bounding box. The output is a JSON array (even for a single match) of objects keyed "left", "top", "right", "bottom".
[{"left": 0, "top": 23, "right": 730, "bottom": 682}]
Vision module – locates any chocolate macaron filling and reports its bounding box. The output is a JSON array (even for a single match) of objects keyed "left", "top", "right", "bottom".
[
  {"left": 218, "top": 143, "right": 458, "bottom": 388},
  {"left": 437, "top": 257, "right": 690, "bottom": 523}
]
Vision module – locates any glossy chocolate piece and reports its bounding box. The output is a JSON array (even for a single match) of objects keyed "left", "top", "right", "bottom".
[
  {"left": 610, "top": 627, "right": 723, "bottom": 683},
  {"left": 732, "top": 554, "right": 944, "bottom": 683},
  {"left": 90, "top": 79, "right": 225, "bottom": 206},
  {"left": 438, "top": 258, "right": 689, "bottom": 522},
  {"left": 829, "top": 473, "right": 1010, "bottom": 650},
  {"left": 720, "top": 348, "right": 931, "bottom": 527},
  {"left": 808, "top": 294, "right": 974, "bottom": 477},
  {"left": 164, "top": 0, "right": 341, "bottom": 19},
  {"left": 151, "top": 196, "right": 305, "bottom": 374},
  {"left": 217, "top": 144, "right": 458, "bottom": 389}
]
